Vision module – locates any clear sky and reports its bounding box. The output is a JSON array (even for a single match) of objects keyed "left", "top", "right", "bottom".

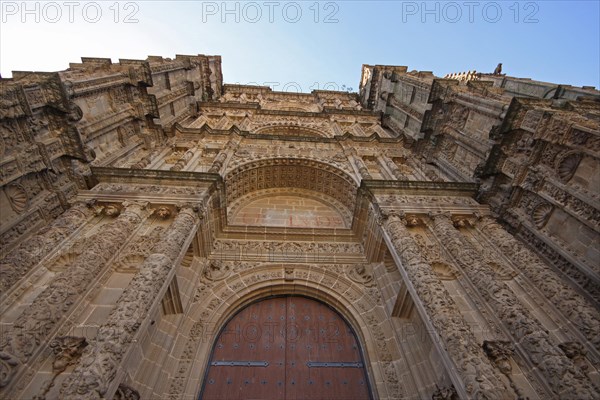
[{"left": 1, "top": 1, "right": 599, "bottom": 91}]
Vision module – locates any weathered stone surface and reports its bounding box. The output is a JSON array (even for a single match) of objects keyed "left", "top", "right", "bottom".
[
  {"left": 0, "top": 202, "right": 146, "bottom": 388},
  {"left": 59, "top": 207, "right": 200, "bottom": 399},
  {"left": 478, "top": 216, "right": 600, "bottom": 351},
  {"left": 432, "top": 214, "right": 597, "bottom": 398},
  {"left": 382, "top": 211, "right": 512, "bottom": 398},
  {"left": 0, "top": 55, "right": 598, "bottom": 400},
  {"left": 0, "top": 202, "right": 94, "bottom": 294}
]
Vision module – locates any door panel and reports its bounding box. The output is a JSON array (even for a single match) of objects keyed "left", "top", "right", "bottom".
[{"left": 201, "top": 296, "right": 371, "bottom": 400}]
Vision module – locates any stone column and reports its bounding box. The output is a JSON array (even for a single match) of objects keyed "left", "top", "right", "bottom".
[
  {"left": 59, "top": 205, "right": 201, "bottom": 400},
  {"left": 477, "top": 216, "right": 600, "bottom": 351},
  {"left": 353, "top": 156, "right": 372, "bottom": 180},
  {"left": 0, "top": 202, "right": 95, "bottom": 294},
  {"left": 131, "top": 148, "right": 161, "bottom": 169},
  {"left": 0, "top": 202, "right": 147, "bottom": 389},
  {"left": 208, "top": 137, "right": 240, "bottom": 174},
  {"left": 381, "top": 211, "right": 511, "bottom": 399},
  {"left": 170, "top": 147, "right": 196, "bottom": 171},
  {"left": 381, "top": 155, "right": 407, "bottom": 180},
  {"left": 431, "top": 213, "right": 597, "bottom": 398}
]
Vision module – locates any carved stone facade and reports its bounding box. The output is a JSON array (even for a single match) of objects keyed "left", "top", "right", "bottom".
[{"left": 0, "top": 56, "right": 598, "bottom": 399}]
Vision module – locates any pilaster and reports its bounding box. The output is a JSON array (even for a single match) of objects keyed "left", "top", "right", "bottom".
[
  {"left": 0, "top": 201, "right": 148, "bottom": 393},
  {"left": 59, "top": 204, "right": 201, "bottom": 399},
  {"left": 477, "top": 216, "right": 600, "bottom": 351},
  {"left": 0, "top": 201, "right": 95, "bottom": 295},
  {"left": 380, "top": 211, "right": 512, "bottom": 399},
  {"left": 431, "top": 213, "right": 597, "bottom": 398}
]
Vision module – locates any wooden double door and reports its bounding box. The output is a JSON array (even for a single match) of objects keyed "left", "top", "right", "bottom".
[{"left": 201, "top": 296, "right": 372, "bottom": 399}]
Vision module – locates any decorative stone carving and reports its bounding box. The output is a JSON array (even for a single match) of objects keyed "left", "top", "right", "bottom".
[
  {"left": 431, "top": 262, "right": 458, "bottom": 280},
  {"left": 4, "top": 183, "right": 29, "bottom": 214},
  {"left": 531, "top": 202, "right": 554, "bottom": 229},
  {"left": 556, "top": 151, "right": 581, "bottom": 182},
  {"left": 559, "top": 341, "right": 589, "bottom": 373},
  {"left": 381, "top": 210, "right": 511, "bottom": 398},
  {"left": 431, "top": 385, "right": 459, "bottom": 400},
  {"left": 49, "top": 336, "right": 87, "bottom": 373},
  {"left": 483, "top": 340, "right": 527, "bottom": 399},
  {"left": 103, "top": 205, "right": 121, "bottom": 217},
  {"left": 432, "top": 213, "right": 597, "bottom": 398},
  {"left": 482, "top": 340, "right": 513, "bottom": 375},
  {"left": 354, "top": 156, "right": 373, "bottom": 180},
  {"left": 59, "top": 206, "right": 200, "bottom": 399},
  {"left": 451, "top": 216, "right": 472, "bottom": 229},
  {"left": 0, "top": 352, "right": 19, "bottom": 388},
  {"left": 346, "top": 264, "right": 375, "bottom": 286},
  {"left": 0, "top": 202, "right": 147, "bottom": 389},
  {"left": 381, "top": 155, "right": 407, "bottom": 180},
  {"left": 153, "top": 206, "right": 171, "bottom": 219},
  {"left": 202, "top": 260, "right": 231, "bottom": 281},
  {"left": 405, "top": 215, "right": 422, "bottom": 227},
  {"left": 0, "top": 202, "right": 94, "bottom": 294},
  {"left": 112, "top": 384, "right": 140, "bottom": 400},
  {"left": 488, "top": 261, "right": 517, "bottom": 281},
  {"left": 478, "top": 217, "right": 600, "bottom": 351},
  {"left": 170, "top": 147, "right": 195, "bottom": 171}
]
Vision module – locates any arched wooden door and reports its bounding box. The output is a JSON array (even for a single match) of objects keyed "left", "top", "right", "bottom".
[{"left": 200, "top": 296, "right": 372, "bottom": 400}]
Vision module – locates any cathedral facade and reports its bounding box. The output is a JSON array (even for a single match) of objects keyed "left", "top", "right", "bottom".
[{"left": 0, "top": 55, "right": 598, "bottom": 400}]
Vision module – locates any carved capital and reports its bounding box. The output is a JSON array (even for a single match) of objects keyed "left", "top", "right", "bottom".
[
  {"left": 428, "top": 211, "right": 453, "bottom": 222},
  {"left": 379, "top": 209, "right": 404, "bottom": 223},
  {"left": 122, "top": 200, "right": 149, "bottom": 211},
  {"left": 176, "top": 202, "right": 205, "bottom": 218}
]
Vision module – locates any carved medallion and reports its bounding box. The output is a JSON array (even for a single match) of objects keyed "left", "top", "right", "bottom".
[
  {"left": 202, "top": 260, "right": 231, "bottom": 281},
  {"left": 346, "top": 264, "right": 375, "bottom": 287}
]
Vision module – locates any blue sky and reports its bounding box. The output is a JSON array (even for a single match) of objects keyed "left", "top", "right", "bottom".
[{"left": 1, "top": 1, "right": 599, "bottom": 91}]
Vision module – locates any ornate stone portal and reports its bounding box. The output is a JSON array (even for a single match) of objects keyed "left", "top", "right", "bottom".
[{"left": 0, "top": 56, "right": 598, "bottom": 399}]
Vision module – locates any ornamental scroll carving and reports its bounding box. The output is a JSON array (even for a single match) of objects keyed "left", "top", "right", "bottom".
[{"left": 0, "top": 352, "right": 19, "bottom": 388}]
